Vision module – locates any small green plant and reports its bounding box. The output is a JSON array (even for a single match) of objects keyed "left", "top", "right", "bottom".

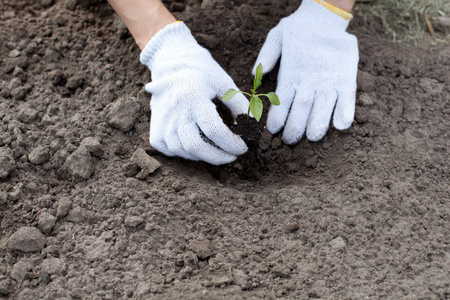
[{"left": 222, "top": 63, "right": 280, "bottom": 124}]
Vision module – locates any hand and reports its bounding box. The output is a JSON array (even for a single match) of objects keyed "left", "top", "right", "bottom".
[
  {"left": 140, "top": 22, "right": 249, "bottom": 165},
  {"left": 253, "top": 0, "right": 359, "bottom": 144}
]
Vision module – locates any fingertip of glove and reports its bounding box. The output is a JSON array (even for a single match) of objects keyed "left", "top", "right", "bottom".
[
  {"left": 144, "top": 82, "right": 152, "bottom": 92},
  {"left": 306, "top": 127, "right": 326, "bottom": 142},
  {"left": 238, "top": 143, "right": 249, "bottom": 155},
  {"left": 333, "top": 119, "right": 352, "bottom": 131},
  {"left": 266, "top": 116, "right": 285, "bottom": 135},
  {"left": 209, "top": 153, "right": 238, "bottom": 166},
  {"left": 224, "top": 93, "right": 250, "bottom": 118},
  {"left": 266, "top": 124, "right": 281, "bottom": 135},
  {"left": 282, "top": 133, "right": 301, "bottom": 146},
  {"left": 145, "top": 82, "right": 157, "bottom": 94},
  {"left": 230, "top": 137, "right": 249, "bottom": 156}
]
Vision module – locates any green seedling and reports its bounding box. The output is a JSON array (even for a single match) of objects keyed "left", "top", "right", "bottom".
[{"left": 222, "top": 63, "right": 280, "bottom": 125}]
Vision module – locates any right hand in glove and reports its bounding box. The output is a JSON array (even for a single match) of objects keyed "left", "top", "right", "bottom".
[
  {"left": 253, "top": 0, "right": 359, "bottom": 144},
  {"left": 140, "top": 22, "right": 249, "bottom": 165}
]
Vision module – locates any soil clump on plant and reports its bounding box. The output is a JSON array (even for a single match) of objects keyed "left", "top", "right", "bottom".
[
  {"left": 0, "top": 0, "right": 449, "bottom": 299},
  {"left": 227, "top": 113, "right": 265, "bottom": 180},
  {"left": 231, "top": 114, "right": 264, "bottom": 149}
]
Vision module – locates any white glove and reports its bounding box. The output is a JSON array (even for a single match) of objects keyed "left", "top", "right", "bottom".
[
  {"left": 140, "top": 22, "right": 249, "bottom": 165},
  {"left": 253, "top": 0, "right": 359, "bottom": 144}
]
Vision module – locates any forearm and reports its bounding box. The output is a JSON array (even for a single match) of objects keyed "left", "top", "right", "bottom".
[
  {"left": 107, "top": 0, "right": 176, "bottom": 50},
  {"left": 326, "top": 0, "right": 356, "bottom": 13}
]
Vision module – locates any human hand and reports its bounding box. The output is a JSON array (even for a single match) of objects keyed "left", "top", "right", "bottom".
[
  {"left": 140, "top": 22, "right": 249, "bottom": 165},
  {"left": 253, "top": 0, "right": 359, "bottom": 144}
]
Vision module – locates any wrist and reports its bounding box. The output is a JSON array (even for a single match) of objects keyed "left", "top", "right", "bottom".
[
  {"left": 108, "top": 0, "right": 176, "bottom": 50},
  {"left": 296, "top": 0, "right": 353, "bottom": 30},
  {"left": 134, "top": 3, "right": 176, "bottom": 50},
  {"left": 325, "top": 0, "right": 356, "bottom": 13},
  {"left": 304, "top": 0, "right": 353, "bottom": 21},
  {"left": 140, "top": 22, "right": 194, "bottom": 69}
]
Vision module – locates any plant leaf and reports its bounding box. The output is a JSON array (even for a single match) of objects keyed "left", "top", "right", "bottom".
[
  {"left": 250, "top": 95, "right": 263, "bottom": 122},
  {"left": 253, "top": 63, "right": 263, "bottom": 92},
  {"left": 222, "top": 89, "right": 240, "bottom": 102},
  {"left": 265, "top": 92, "right": 280, "bottom": 106}
]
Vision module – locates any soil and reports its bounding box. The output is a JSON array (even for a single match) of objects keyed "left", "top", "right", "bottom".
[
  {"left": 227, "top": 113, "right": 265, "bottom": 181},
  {"left": 0, "top": 0, "right": 449, "bottom": 299},
  {"left": 231, "top": 114, "right": 264, "bottom": 150}
]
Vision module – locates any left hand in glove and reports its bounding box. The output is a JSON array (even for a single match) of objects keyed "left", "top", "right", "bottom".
[
  {"left": 253, "top": 0, "right": 359, "bottom": 144},
  {"left": 140, "top": 22, "right": 249, "bottom": 165}
]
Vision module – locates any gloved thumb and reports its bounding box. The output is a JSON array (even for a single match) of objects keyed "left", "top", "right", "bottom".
[
  {"left": 216, "top": 81, "right": 249, "bottom": 119},
  {"left": 252, "top": 24, "right": 282, "bottom": 75}
]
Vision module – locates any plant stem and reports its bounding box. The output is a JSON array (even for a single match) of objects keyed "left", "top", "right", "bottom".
[{"left": 247, "top": 99, "right": 251, "bottom": 128}]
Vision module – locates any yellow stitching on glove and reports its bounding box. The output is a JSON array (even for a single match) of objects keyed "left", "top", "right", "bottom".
[
  {"left": 311, "top": 0, "right": 353, "bottom": 20},
  {"left": 168, "top": 21, "right": 183, "bottom": 27}
]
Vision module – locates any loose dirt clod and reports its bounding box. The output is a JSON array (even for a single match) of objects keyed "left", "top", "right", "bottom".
[
  {"left": 39, "top": 212, "right": 57, "bottom": 234},
  {"left": 65, "top": 146, "right": 94, "bottom": 180},
  {"left": 28, "top": 146, "right": 50, "bottom": 165},
  {"left": 56, "top": 197, "right": 72, "bottom": 218},
  {"left": 130, "top": 148, "right": 161, "bottom": 179},
  {"left": 188, "top": 241, "right": 215, "bottom": 260},
  {"left": 8, "top": 227, "right": 46, "bottom": 253},
  {"left": 0, "top": 278, "right": 12, "bottom": 296},
  {"left": 41, "top": 258, "right": 66, "bottom": 276},
  {"left": 80, "top": 137, "right": 104, "bottom": 157},
  {"left": 106, "top": 97, "right": 141, "bottom": 132},
  {"left": 0, "top": 147, "right": 15, "bottom": 178}
]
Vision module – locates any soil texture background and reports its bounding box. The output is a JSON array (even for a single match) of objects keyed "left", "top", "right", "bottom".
[{"left": 0, "top": 0, "right": 449, "bottom": 299}]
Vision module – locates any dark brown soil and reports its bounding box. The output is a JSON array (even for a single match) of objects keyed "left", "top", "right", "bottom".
[
  {"left": 220, "top": 113, "right": 265, "bottom": 181},
  {"left": 231, "top": 114, "right": 264, "bottom": 149},
  {"left": 0, "top": 0, "right": 449, "bottom": 299}
]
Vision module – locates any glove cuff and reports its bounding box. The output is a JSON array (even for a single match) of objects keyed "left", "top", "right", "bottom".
[
  {"left": 297, "top": 0, "right": 353, "bottom": 31},
  {"left": 140, "top": 21, "right": 192, "bottom": 70}
]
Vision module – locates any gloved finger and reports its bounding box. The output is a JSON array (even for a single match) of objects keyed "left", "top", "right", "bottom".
[
  {"left": 163, "top": 117, "right": 200, "bottom": 161},
  {"left": 266, "top": 82, "right": 295, "bottom": 134},
  {"left": 145, "top": 77, "right": 174, "bottom": 94},
  {"left": 282, "top": 86, "right": 315, "bottom": 145},
  {"left": 179, "top": 122, "right": 239, "bottom": 165},
  {"left": 150, "top": 134, "right": 176, "bottom": 158},
  {"left": 196, "top": 101, "right": 248, "bottom": 156},
  {"left": 333, "top": 90, "right": 356, "bottom": 130},
  {"left": 252, "top": 24, "right": 282, "bottom": 75},
  {"left": 165, "top": 132, "right": 200, "bottom": 161},
  {"left": 145, "top": 81, "right": 160, "bottom": 94},
  {"left": 306, "top": 88, "right": 337, "bottom": 142},
  {"left": 149, "top": 112, "right": 177, "bottom": 157},
  {"left": 216, "top": 81, "right": 249, "bottom": 118}
]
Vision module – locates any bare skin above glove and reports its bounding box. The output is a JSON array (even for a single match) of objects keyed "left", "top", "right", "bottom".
[{"left": 253, "top": 0, "right": 359, "bottom": 144}]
